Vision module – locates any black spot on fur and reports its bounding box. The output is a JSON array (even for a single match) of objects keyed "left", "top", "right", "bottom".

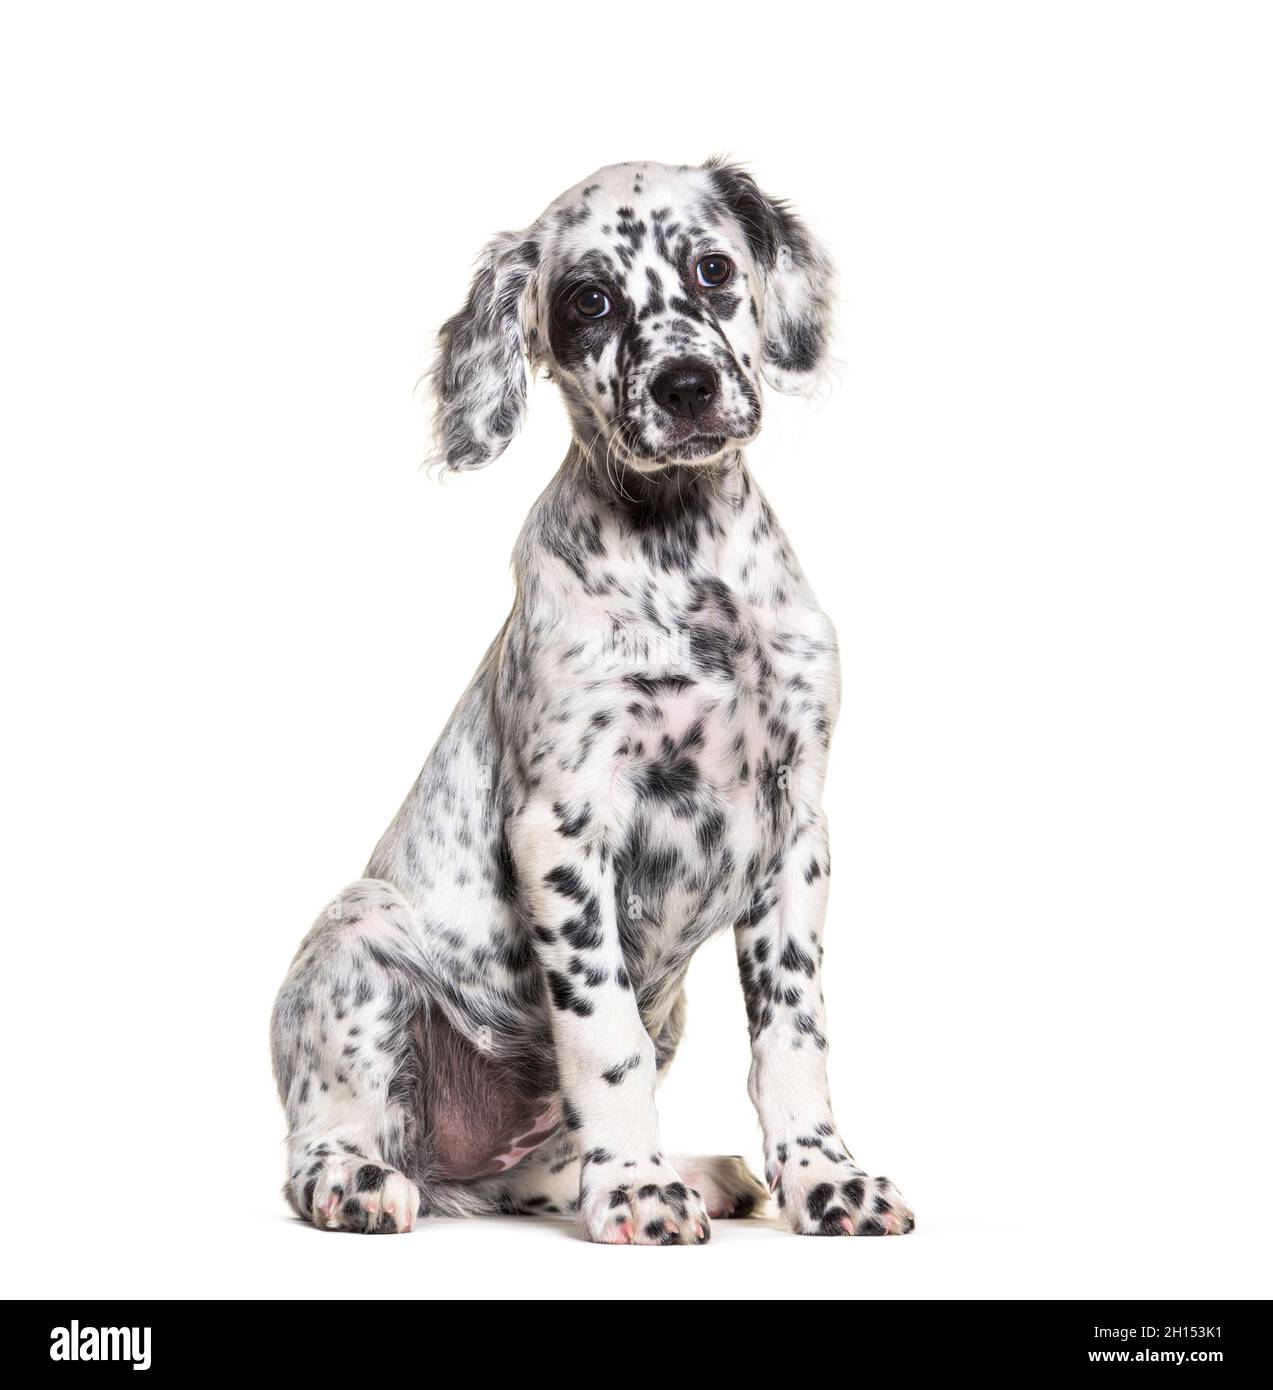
[
  {"left": 544, "top": 864, "right": 590, "bottom": 902},
  {"left": 546, "top": 970, "right": 594, "bottom": 1016},
  {"left": 601, "top": 1052, "right": 642, "bottom": 1085},
  {"left": 806, "top": 1182, "right": 835, "bottom": 1221},
  {"left": 355, "top": 1164, "right": 386, "bottom": 1193}
]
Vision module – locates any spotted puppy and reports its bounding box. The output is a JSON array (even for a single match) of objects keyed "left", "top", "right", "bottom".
[{"left": 271, "top": 159, "right": 914, "bottom": 1243}]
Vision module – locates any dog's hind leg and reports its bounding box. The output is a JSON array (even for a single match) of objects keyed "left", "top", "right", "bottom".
[
  {"left": 270, "top": 879, "right": 429, "bottom": 1234},
  {"left": 476, "top": 1142, "right": 765, "bottom": 1222},
  {"left": 470, "top": 1131, "right": 582, "bottom": 1218},
  {"left": 666, "top": 1155, "right": 768, "bottom": 1219}
]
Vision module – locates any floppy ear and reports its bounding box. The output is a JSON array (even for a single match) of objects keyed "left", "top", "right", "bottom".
[
  {"left": 428, "top": 231, "right": 539, "bottom": 471},
  {"left": 706, "top": 160, "right": 835, "bottom": 395}
]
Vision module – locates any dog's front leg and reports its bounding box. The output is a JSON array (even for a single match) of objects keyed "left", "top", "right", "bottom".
[
  {"left": 512, "top": 800, "right": 710, "bottom": 1245},
  {"left": 735, "top": 804, "right": 915, "bottom": 1236}
]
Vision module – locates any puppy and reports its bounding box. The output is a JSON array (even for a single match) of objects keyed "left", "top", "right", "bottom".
[{"left": 271, "top": 159, "right": 914, "bottom": 1242}]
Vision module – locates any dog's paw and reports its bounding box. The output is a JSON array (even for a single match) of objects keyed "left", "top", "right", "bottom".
[
  {"left": 579, "top": 1153, "right": 710, "bottom": 1245},
  {"left": 768, "top": 1131, "right": 913, "bottom": 1236},
  {"left": 785, "top": 1169, "right": 913, "bottom": 1236},
  {"left": 301, "top": 1154, "right": 421, "bottom": 1234},
  {"left": 670, "top": 1153, "right": 768, "bottom": 1218}
]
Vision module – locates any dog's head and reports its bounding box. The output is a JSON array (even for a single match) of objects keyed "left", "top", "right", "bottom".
[{"left": 429, "top": 159, "right": 834, "bottom": 473}]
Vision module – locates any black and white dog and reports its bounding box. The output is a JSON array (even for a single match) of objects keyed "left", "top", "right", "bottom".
[{"left": 271, "top": 159, "right": 914, "bottom": 1242}]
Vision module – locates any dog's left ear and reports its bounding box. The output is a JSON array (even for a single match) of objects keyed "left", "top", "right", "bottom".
[
  {"left": 706, "top": 160, "right": 834, "bottom": 395},
  {"left": 428, "top": 231, "right": 539, "bottom": 472}
]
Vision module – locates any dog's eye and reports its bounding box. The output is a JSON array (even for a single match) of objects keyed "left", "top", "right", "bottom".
[
  {"left": 573, "top": 288, "right": 611, "bottom": 319},
  {"left": 695, "top": 255, "right": 733, "bottom": 288}
]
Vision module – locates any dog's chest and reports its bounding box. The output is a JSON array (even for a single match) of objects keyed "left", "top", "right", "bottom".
[{"left": 602, "top": 567, "right": 838, "bottom": 976}]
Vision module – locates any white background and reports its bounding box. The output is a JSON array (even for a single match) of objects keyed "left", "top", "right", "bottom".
[{"left": 2, "top": 1, "right": 1270, "bottom": 1301}]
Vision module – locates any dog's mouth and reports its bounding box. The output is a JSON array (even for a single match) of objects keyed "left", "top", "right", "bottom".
[
  {"left": 623, "top": 428, "right": 757, "bottom": 470},
  {"left": 659, "top": 432, "right": 730, "bottom": 463},
  {"left": 592, "top": 406, "right": 759, "bottom": 472},
  {"left": 617, "top": 434, "right": 733, "bottom": 470}
]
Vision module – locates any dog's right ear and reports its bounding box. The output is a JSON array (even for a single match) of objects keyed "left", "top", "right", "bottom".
[{"left": 428, "top": 232, "right": 539, "bottom": 472}]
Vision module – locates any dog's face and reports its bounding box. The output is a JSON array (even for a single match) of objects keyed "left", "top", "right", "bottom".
[
  {"left": 533, "top": 164, "right": 773, "bottom": 469},
  {"left": 429, "top": 160, "right": 834, "bottom": 473}
]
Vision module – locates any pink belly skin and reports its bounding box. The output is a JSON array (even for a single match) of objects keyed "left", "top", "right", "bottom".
[{"left": 486, "top": 1100, "right": 562, "bottom": 1172}]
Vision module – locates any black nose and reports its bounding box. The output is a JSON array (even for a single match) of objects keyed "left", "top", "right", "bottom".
[{"left": 651, "top": 363, "right": 719, "bottom": 421}]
